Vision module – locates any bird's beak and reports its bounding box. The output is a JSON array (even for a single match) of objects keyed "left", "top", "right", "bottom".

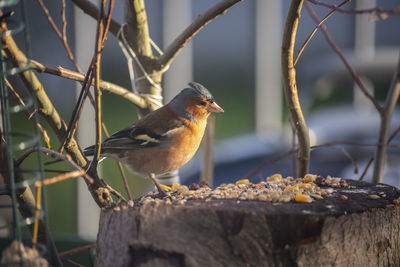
[{"left": 208, "top": 102, "right": 224, "bottom": 113}]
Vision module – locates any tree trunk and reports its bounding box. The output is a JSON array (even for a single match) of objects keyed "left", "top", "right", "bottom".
[{"left": 96, "top": 180, "right": 400, "bottom": 266}]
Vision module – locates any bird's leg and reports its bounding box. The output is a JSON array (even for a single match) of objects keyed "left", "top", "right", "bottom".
[{"left": 149, "top": 173, "right": 166, "bottom": 197}]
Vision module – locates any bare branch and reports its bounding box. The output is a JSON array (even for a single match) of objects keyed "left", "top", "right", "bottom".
[
  {"left": 71, "top": 0, "right": 121, "bottom": 37},
  {"left": 59, "top": 244, "right": 96, "bottom": 259},
  {"left": 92, "top": 0, "right": 107, "bottom": 167},
  {"left": 338, "top": 146, "right": 358, "bottom": 174},
  {"left": 36, "top": 0, "right": 62, "bottom": 39},
  {"left": 15, "top": 147, "right": 94, "bottom": 184},
  {"left": 158, "top": 0, "right": 243, "bottom": 70},
  {"left": 1, "top": 21, "right": 113, "bottom": 207},
  {"left": 60, "top": 67, "right": 95, "bottom": 153},
  {"left": 307, "top": 0, "right": 400, "bottom": 15},
  {"left": 295, "top": 0, "right": 350, "bottom": 66},
  {"left": 36, "top": 170, "right": 86, "bottom": 186},
  {"left": 1, "top": 21, "right": 86, "bottom": 167},
  {"left": 5, "top": 79, "right": 51, "bottom": 149},
  {"left": 387, "top": 125, "right": 400, "bottom": 144},
  {"left": 359, "top": 157, "right": 374, "bottom": 181},
  {"left": 102, "top": 124, "right": 132, "bottom": 200},
  {"left": 304, "top": 1, "right": 383, "bottom": 113},
  {"left": 30, "top": 60, "right": 147, "bottom": 108},
  {"left": 282, "top": 0, "right": 310, "bottom": 177},
  {"left": 36, "top": 0, "right": 81, "bottom": 72},
  {"left": 64, "top": 259, "right": 86, "bottom": 267},
  {"left": 60, "top": 0, "right": 116, "bottom": 154},
  {"left": 244, "top": 141, "right": 399, "bottom": 180}
]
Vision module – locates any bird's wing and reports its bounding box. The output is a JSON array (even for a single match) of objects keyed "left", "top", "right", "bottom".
[
  {"left": 103, "top": 125, "right": 168, "bottom": 149},
  {"left": 84, "top": 106, "right": 186, "bottom": 156}
]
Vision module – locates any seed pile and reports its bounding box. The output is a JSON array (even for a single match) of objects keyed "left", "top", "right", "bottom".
[{"left": 139, "top": 174, "right": 349, "bottom": 206}]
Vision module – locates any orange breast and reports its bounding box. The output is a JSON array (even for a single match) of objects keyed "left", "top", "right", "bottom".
[{"left": 124, "top": 119, "right": 207, "bottom": 176}]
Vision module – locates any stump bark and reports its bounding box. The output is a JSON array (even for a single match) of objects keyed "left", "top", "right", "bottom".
[{"left": 96, "top": 181, "right": 400, "bottom": 267}]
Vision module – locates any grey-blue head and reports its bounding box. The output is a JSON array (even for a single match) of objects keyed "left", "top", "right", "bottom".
[{"left": 168, "top": 82, "right": 222, "bottom": 120}]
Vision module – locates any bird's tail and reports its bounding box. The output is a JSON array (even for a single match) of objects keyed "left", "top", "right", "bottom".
[{"left": 83, "top": 145, "right": 95, "bottom": 157}]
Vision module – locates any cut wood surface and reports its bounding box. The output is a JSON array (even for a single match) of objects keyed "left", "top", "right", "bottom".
[{"left": 96, "top": 180, "right": 400, "bottom": 267}]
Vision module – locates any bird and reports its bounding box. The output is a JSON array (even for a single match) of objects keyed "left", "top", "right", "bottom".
[{"left": 84, "top": 82, "right": 224, "bottom": 195}]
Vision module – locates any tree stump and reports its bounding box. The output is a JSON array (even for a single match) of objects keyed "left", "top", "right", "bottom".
[{"left": 96, "top": 180, "right": 400, "bottom": 266}]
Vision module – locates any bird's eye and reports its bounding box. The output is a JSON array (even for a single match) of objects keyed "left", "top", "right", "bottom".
[{"left": 199, "top": 101, "right": 207, "bottom": 106}]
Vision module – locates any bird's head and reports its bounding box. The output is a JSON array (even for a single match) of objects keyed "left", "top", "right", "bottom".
[{"left": 168, "top": 82, "right": 224, "bottom": 121}]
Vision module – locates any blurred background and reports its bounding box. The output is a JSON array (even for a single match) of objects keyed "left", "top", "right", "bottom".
[{"left": 1, "top": 0, "right": 400, "bottom": 262}]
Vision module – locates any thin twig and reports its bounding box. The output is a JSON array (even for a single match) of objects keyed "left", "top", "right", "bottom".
[
  {"left": 311, "top": 141, "right": 400, "bottom": 149},
  {"left": 37, "top": 0, "right": 119, "bottom": 165},
  {"left": 101, "top": 0, "right": 114, "bottom": 45},
  {"left": 15, "top": 147, "right": 94, "bottom": 184},
  {"left": 304, "top": 1, "right": 383, "bottom": 113},
  {"left": 61, "top": 0, "right": 67, "bottom": 44},
  {"left": 60, "top": 0, "right": 81, "bottom": 71},
  {"left": 1, "top": 20, "right": 113, "bottom": 207},
  {"left": 30, "top": 60, "right": 147, "bottom": 108},
  {"left": 36, "top": 0, "right": 81, "bottom": 72},
  {"left": 2, "top": 3, "right": 89, "bottom": 160},
  {"left": 60, "top": 69, "right": 95, "bottom": 152},
  {"left": 64, "top": 259, "right": 86, "bottom": 267},
  {"left": 102, "top": 123, "right": 132, "bottom": 200},
  {"left": 307, "top": 0, "right": 400, "bottom": 15},
  {"left": 359, "top": 157, "right": 374, "bottom": 181},
  {"left": 106, "top": 184, "right": 126, "bottom": 202},
  {"left": 244, "top": 141, "right": 398, "bottom": 179},
  {"left": 35, "top": 170, "right": 86, "bottom": 186},
  {"left": 387, "top": 125, "right": 400, "bottom": 144},
  {"left": 5, "top": 78, "right": 51, "bottom": 149},
  {"left": 158, "top": 0, "right": 244, "bottom": 70},
  {"left": 115, "top": 161, "right": 132, "bottom": 200},
  {"left": 338, "top": 146, "right": 358, "bottom": 174},
  {"left": 36, "top": 0, "right": 62, "bottom": 39},
  {"left": 71, "top": 0, "right": 120, "bottom": 37},
  {"left": 91, "top": 0, "right": 106, "bottom": 168},
  {"left": 59, "top": 244, "right": 96, "bottom": 258},
  {"left": 61, "top": 0, "right": 115, "bottom": 154},
  {"left": 294, "top": 0, "right": 350, "bottom": 66},
  {"left": 32, "top": 184, "right": 42, "bottom": 249}
]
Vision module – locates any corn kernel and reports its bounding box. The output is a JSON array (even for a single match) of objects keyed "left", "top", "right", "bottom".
[
  {"left": 304, "top": 174, "right": 316, "bottom": 183},
  {"left": 160, "top": 184, "right": 172, "bottom": 191},
  {"left": 311, "top": 194, "right": 323, "bottom": 200},
  {"left": 298, "top": 183, "right": 312, "bottom": 189},
  {"left": 236, "top": 179, "right": 250, "bottom": 185},
  {"left": 172, "top": 183, "right": 186, "bottom": 191},
  {"left": 295, "top": 194, "right": 312, "bottom": 203},
  {"left": 284, "top": 185, "right": 299, "bottom": 192},
  {"left": 267, "top": 174, "right": 282, "bottom": 181}
]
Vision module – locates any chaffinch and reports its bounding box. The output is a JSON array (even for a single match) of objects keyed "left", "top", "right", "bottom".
[{"left": 84, "top": 82, "right": 223, "bottom": 195}]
